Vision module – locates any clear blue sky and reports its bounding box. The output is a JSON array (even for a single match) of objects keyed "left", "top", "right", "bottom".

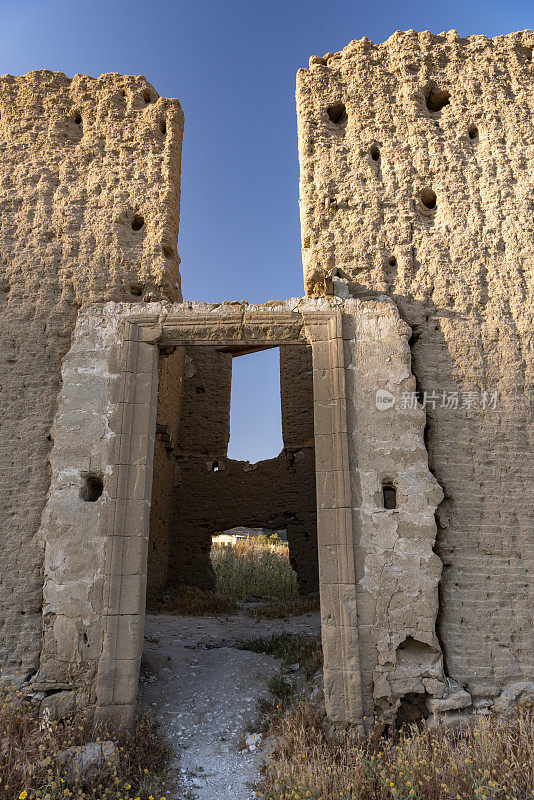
[{"left": 1, "top": 0, "right": 531, "bottom": 461}]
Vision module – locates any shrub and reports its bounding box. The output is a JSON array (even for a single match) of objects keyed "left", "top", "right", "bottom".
[
  {"left": 159, "top": 584, "right": 236, "bottom": 615},
  {"left": 240, "top": 632, "right": 322, "bottom": 678},
  {"left": 0, "top": 685, "right": 173, "bottom": 800},
  {"left": 211, "top": 539, "right": 298, "bottom": 601}
]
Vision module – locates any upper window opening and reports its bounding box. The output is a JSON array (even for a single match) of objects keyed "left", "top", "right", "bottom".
[{"left": 227, "top": 347, "right": 283, "bottom": 463}]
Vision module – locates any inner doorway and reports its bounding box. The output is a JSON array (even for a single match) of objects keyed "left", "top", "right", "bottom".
[{"left": 146, "top": 342, "right": 319, "bottom": 605}]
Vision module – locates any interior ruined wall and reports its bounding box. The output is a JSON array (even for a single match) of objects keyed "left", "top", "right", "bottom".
[
  {"left": 0, "top": 71, "right": 183, "bottom": 685},
  {"left": 279, "top": 345, "right": 318, "bottom": 591},
  {"left": 166, "top": 346, "right": 233, "bottom": 591},
  {"left": 147, "top": 347, "right": 185, "bottom": 600},
  {"left": 297, "top": 30, "right": 534, "bottom": 707},
  {"left": 165, "top": 345, "right": 319, "bottom": 595}
]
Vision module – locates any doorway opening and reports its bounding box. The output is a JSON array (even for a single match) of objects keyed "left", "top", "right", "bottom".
[
  {"left": 139, "top": 337, "right": 322, "bottom": 788},
  {"left": 146, "top": 342, "right": 319, "bottom": 606}
]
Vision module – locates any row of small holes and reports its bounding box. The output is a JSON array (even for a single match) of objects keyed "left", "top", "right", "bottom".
[
  {"left": 120, "top": 89, "right": 155, "bottom": 103},
  {"left": 71, "top": 96, "right": 166, "bottom": 131},
  {"left": 328, "top": 99, "right": 478, "bottom": 143},
  {"left": 369, "top": 127, "right": 477, "bottom": 161}
]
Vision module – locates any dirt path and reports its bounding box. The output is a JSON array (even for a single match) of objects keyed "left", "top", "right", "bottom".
[{"left": 139, "top": 611, "right": 321, "bottom": 800}]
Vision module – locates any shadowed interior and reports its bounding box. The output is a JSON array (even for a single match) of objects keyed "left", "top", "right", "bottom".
[{"left": 147, "top": 343, "right": 319, "bottom": 600}]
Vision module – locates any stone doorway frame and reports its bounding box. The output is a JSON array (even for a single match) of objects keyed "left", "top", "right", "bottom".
[{"left": 103, "top": 303, "right": 363, "bottom": 726}]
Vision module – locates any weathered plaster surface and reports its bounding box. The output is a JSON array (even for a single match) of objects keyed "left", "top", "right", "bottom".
[
  {"left": 342, "top": 300, "right": 446, "bottom": 725},
  {"left": 0, "top": 71, "right": 183, "bottom": 684},
  {"left": 297, "top": 30, "right": 534, "bottom": 710}
]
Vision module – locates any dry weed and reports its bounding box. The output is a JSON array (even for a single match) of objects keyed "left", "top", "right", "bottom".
[
  {"left": 247, "top": 594, "right": 320, "bottom": 619},
  {"left": 0, "top": 685, "right": 175, "bottom": 800},
  {"left": 159, "top": 584, "right": 236, "bottom": 615},
  {"left": 260, "top": 700, "right": 534, "bottom": 800},
  {"left": 212, "top": 540, "right": 298, "bottom": 602},
  {"left": 240, "top": 632, "right": 322, "bottom": 678}
]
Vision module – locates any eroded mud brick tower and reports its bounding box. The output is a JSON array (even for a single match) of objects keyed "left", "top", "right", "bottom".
[
  {"left": 296, "top": 29, "right": 534, "bottom": 720},
  {"left": 0, "top": 71, "right": 184, "bottom": 690},
  {"left": 0, "top": 29, "right": 532, "bottom": 731}
]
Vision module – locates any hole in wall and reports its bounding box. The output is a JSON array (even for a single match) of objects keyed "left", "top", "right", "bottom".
[
  {"left": 211, "top": 461, "right": 220, "bottom": 472},
  {"left": 80, "top": 472, "right": 103, "bottom": 502},
  {"left": 142, "top": 89, "right": 152, "bottom": 103},
  {"left": 468, "top": 123, "right": 478, "bottom": 139},
  {"left": 131, "top": 214, "right": 145, "bottom": 231},
  {"left": 73, "top": 112, "right": 82, "bottom": 125},
  {"left": 326, "top": 101, "right": 347, "bottom": 125},
  {"left": 388, "top": 255, "right": 397, "bottom": 267},
  {"left": 370, "top": 144, "right": 380, "bottom": 161},
  {"left": 160, "top": 119, "right": 167, "bottom": 135},
  {"left": 130, "top": 284, "right": 143, "bottom": 297},
  {"left": 396, "top": 692, "right": 429, "bottom": 726},
  {"left": 382, "top": 482, "right": 397, "bottom": 510},
  {"left": 397, "top": 636, "right": 436, "bottom": 656},
  {"left": 420, "top": 189, "right": 437, "bottom": 210},
  {"left": 425, "top": 86, "right": 451, "bottom": 113}
]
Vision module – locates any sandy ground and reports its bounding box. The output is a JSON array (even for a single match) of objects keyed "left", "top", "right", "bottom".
[{"left": 139, "top": 611, "right": 321, "bottom": 800}]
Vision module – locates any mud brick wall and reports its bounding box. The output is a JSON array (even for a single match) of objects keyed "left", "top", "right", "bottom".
[
  {"left": 296, "top": 30, "right": 534, "bottom": 703},
  {"left": 0, "top": 71, "right": 183, "bottom": 684},
  {"left": 280, "top": 345, "right": 315, "bottom": 449}
]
